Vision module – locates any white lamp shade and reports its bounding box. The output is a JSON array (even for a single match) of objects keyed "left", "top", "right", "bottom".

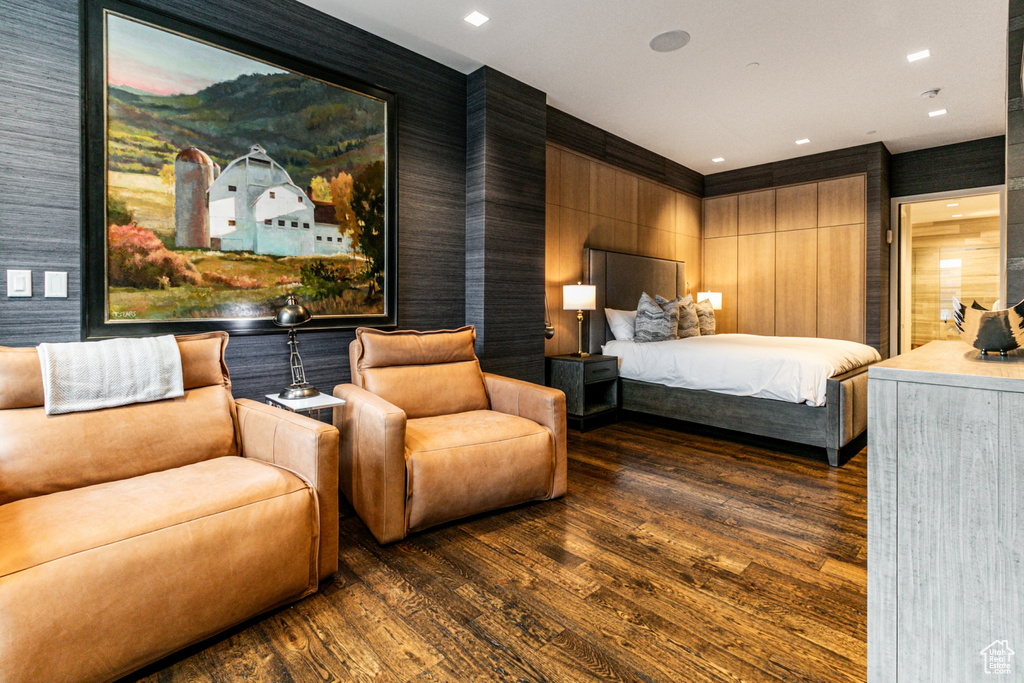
[
  {"left": 563, "top": 284, "right": 596, "bottom": 311},
  {"left": 697, "top": 291, "right": 722, "bottom": 311}
]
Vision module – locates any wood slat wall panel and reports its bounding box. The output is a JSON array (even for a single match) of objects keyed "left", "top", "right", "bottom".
[
  {"left": 737, "top": 233, "right": 776, "bottom": 335},
  {"left": 703, "top": 237, "right": 738, "bottom": 333},
  {"left": 818, "top": 223, "right": 866, "bottom": 343},
  {"left": 775, "top": 228, "right": 818, "bottom": 337},
  {"left": 737, "top": 190, "right": 776, "bottom": 235}
]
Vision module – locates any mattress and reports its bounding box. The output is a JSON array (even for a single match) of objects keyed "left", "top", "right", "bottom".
[{"left": 603, "top": 334, "right": 881, "bottom": 406}]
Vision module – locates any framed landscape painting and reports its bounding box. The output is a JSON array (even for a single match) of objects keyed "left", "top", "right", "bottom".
[{"left": 82, "top": 0, "right": 397, "bottom": 338}]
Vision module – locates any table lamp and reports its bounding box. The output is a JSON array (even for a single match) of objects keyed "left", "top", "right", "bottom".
[
  {"left": 697, "top": 291, "right": 723, "bottom": 310},
  {"left": 563, "top": 282, "right": 596, "bottom": 357},
  {"left": 273, "top": 295, "right": 320, "bottom": 399}
]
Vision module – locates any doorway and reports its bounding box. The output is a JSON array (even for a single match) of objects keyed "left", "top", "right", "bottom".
[{"left": 890, "top": 187, "right": 1005, "bottom": 355}]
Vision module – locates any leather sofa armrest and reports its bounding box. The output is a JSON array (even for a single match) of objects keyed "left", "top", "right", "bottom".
[
  {"left": 482, "top": 373, "right": 567, "bottom": 499},
  {"left": 332, "top": 384, "right": 408, "bottom": 544},
  {"left": 235, "top": 398, "right": 339, "bottom": 580}
]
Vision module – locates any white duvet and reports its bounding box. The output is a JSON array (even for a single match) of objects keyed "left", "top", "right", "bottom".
[{"left": 603, "top": 334, "right": 881, "bottom": 406}]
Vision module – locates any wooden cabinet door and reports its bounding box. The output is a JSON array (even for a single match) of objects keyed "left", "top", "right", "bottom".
[
  {"left": 817, "top": 223, "right": 865, "bottom": 342},
  {"left": 704, "top": 195, "right": 738, "bottom": 238},
  {"left": 737, "top": 189, "right": 775, "bottom": 235},
  {"left": 817, "top": 176, "right": 865, "bottom": 227},
  {"left": 737, "top": 232, "right": 775, "bottom": 335},
  {"left": 703, "top": 236, "right": 737, "bottom": 333},
  {"left": 775, "top": 228, "right": 817, "bottom": 337}
]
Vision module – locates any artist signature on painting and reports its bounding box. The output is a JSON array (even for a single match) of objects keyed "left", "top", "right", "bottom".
[{"left": 111, "top": 311, "right": 137, "bottom": 319}]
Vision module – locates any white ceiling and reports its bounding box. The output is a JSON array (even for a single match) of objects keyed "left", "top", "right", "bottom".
[
  {"left": 299, "top": 0, "right": 1008, "bottom": 176},
  {"left": 906, "top": 191, "right": 1002, "bottom": 224}
]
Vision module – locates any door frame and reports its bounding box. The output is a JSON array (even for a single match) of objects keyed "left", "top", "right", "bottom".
[{"left": 888, "top": 185, "right": 1006, "bottom": 355}]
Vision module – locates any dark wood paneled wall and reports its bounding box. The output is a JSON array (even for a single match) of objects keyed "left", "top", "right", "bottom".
[
  {"left": 546, "top": 107, "right": 704, "bottom": 197},
  {"left": 705, "top": 143, "right": 891, "bottom": 356},
  {"left": 466, "top": 67, "right": 547, "bottom": 383},
  {"left": 1008, "top": 0, "right": 1024, "bottom": 304},
  {"left": 890, "top": 136, "right": 1005, "bottom": 198},
  {"left": 0, "top": 0, "right": 467, "bottom": 400}
]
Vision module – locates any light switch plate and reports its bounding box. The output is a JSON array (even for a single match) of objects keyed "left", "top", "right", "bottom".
[
  {"left": 45, "top": 271, "right": 68, "bottom": 298},
  {"left": 7, "top": 270, "right": 31, "bottom": 297}
]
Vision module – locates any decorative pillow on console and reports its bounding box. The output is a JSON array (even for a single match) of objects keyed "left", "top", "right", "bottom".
[
  {"left": 677, "top": 294, "right": 699, "bottom": 339},
  {"left": 695, "top": 299, "right": 716, "bottom": 335},
  {"left": 604, "top": 308, "right": 637, "bottom": 341},
  {"left": 635, "top": 293, "right": 678, "bottom": 343}
]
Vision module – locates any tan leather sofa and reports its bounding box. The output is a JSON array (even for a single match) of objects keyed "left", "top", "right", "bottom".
[
  {"left": 0, "top": 332, "right": 338, "bottom": 683},
  {"left": 334, "top": 326, "right": 566, "bottom": 544}
]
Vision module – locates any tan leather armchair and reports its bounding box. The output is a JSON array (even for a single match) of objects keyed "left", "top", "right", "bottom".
[
  {"left": 334, "top": 326, "right": 567, "bottom": 544},
  {"left": 0, "top": 332, "right": 338, "bottom": 683}
]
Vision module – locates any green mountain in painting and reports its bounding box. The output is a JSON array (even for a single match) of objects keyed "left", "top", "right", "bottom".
[{"left": 108, "top": 71, "right": 384, "bottom": 188}]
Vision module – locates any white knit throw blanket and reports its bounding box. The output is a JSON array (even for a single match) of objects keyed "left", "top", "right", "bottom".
[{"left": 37, "top": 336, "right": 184, "bottom": 415}]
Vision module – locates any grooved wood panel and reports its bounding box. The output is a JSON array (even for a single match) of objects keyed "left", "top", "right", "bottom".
[
  {"left": 546, "top": 145, "right": 560, "bottom": 205},
  {"left": 737, "top": 190, "right": 775, "bottom": 235},
  {"left": 545, "top": 143, "right": 702, "bottom": 355},
  {"left": 867, "top": 378, "right": 898, "bottom": 682},
  {"left": 776, "top": 183, "right": 818, "bottom": 231},
  {"left": 546, "top": 106, "right": 704, "bottom": 197},
  {"left": 737, "top": 233, "right": 775, "bottom": 335},
  {"left": 466, "top": 66, "right": 547, "bottom": 383},
  {"left": 775, "top": 228, "right": 817, "bottom": 337},
  {"left": 0, "top": 0, "right": 469, "bottom": 401},
  {"left": 818, "top": 176, "right": 866, "bottom": 227},
  {"left": 675, "top": 192, "right": 701, "bottom": 238},
  {"left": 704, "top": 196, "right": 738, "bottom": 238},
  {"left": 890, "top": 135, "right": 1005, "bottom": 197},
  {"left": 818, "top": 224, "right": 866, "bottom": 343},
  {"left": 703, "top": 237, "right": 738, "bottom": 333},
  {"left": 638, "top": 179, "right": 674, "bottom": 232}
]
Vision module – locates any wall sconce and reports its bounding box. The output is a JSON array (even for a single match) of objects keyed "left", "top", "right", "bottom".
[
  {"left": 697, "top": 291, "right": 723, "bottom": 311},
  {"left": 563, "top": 282, "right": 596, "bottom": 357}
]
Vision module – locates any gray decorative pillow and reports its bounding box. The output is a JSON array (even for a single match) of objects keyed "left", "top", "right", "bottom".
[
  {"left": 635, "top": 293, "right": 678, "bottom": 342},
  {"left": 655, "top": 294, "right": 683, "bottom": 337},
  {"left": 695, "top": 299, "right": 716, "bottom": 335},
  {"left": 677, "top": 294, "right": 699, "bottom": 339}
]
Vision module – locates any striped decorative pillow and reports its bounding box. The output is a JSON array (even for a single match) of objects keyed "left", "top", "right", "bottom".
[
  {"left": 635, "top": 293, "right": 678, "bottom": 343},
  {"left": 695, "top": 299, "right": 716, "bottom": 335},
  {"left": 677, "top": 294, "right": 700, "bottom": 339}
]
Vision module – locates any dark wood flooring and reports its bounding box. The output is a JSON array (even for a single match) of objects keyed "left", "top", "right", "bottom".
[{"left": 129, "top": 419, "right": 868, "bottom": 683}]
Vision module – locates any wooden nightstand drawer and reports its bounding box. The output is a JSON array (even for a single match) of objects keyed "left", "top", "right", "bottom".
[{"left": 584, "top": 358, "right": 617, "bottom": 384}]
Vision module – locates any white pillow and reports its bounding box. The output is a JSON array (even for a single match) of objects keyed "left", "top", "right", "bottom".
[{"left": 605, "top": 308, "right": 636, "bottom": 341}]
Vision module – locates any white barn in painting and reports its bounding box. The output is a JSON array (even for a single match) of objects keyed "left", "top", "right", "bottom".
[{"left": 207, "top": 144, "right": 348, "bottom": 256}]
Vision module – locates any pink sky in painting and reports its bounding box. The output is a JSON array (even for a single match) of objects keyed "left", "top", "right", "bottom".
[{"left": 108, "top": 55, "right": 213, "bottom": 96}]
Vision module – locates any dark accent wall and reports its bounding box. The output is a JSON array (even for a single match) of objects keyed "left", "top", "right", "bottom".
[
  {"left": 466, "top": 67, "right": 547, "bottom": 383},
  {"left": 704, "top": 143, "right": 892, "bottom": 356},
  {"left": 547, "top": 107, "right": 704, "bottom": 197},
  {"left": 0, "top": 0, "right": 467, "bottom": 400},
  {"left": 890, "top": 136, "right": 1005, "bottom": 198},
  {"left": 1008, "top": 0, "right": 1024, "bottom": 304}
]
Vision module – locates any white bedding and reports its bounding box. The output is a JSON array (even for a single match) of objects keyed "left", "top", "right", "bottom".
[{"left": 603, "top": 334, "right": 881, "bottom": 406}]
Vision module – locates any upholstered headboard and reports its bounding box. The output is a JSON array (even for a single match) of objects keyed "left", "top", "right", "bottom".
[{"left": 585, "top": 249, "right": 687, "bottom": 354}]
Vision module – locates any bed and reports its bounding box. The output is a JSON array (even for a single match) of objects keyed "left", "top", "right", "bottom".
[{"left": 585, "top": 248, "right": 878, "bottom": 466}]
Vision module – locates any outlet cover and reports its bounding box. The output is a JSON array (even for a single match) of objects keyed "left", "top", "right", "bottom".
[
  {"left": 7, "top": 270, "right": 31, "bottom": 297},
  {"left": 45, "top": 271, "right": 68, "bottom": 298}
]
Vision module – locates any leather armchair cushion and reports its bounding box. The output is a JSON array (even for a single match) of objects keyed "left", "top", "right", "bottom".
[
  {"left": 405, "top": 410, "right": 554, "bottom": 532},
  {"left": 361, "top": 360, "right": 489, "bottom": 419},
  {"left": 0, "top": 456, "right": 318, "bottom": 682},
  {"left": 354, "top": 326, "right": 478, "bottom": 370}
]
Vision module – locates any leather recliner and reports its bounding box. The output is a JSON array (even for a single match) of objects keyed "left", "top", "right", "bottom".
[
  {"left": 0, "top": 331, "right": 339, "bottom": 683},
  {"left": 334, "top": 326, "right": 567, "bottom": 544}
]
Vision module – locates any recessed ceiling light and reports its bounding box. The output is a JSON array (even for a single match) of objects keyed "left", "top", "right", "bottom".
[
  {"left": 907, "top": 49, "right": 931, "bottom": 62},
  {"left": 947, "top": 203, "right": 959, "bottom": 207},
  {"left": 796, "top": 139, "right": 810, "bottom": 145},
  {"left": 464, "top": 11, "right": 489, "bottom": 27},
  {"left": 712, "top": 157, "right": 725, "bottom": 163},
  {"left": 952, "top": 214, "right": 963, "bottom": 218},
  {"left": 929, "top": 109, "right": 947, "bottom": 117},
  {"left": 649, "top": 30, "right": 691, "bottom": 53}
]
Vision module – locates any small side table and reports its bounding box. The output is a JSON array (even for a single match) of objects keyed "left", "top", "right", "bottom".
[
  {"left": 265, "top": 393, "right": 346, "bottom": 422},
  {"left": 546, "top": 354, "right": 619, "bottom": 432}
]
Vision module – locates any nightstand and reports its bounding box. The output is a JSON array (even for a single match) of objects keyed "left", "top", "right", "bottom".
[
  {"left": 265, "top": 392, "right": 345, "bottom": 422},
  {"left": 546, "top": 354, "right": 619, "bottom": 432}
]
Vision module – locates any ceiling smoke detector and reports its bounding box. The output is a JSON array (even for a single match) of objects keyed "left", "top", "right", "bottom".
[
  {"left": 649, "top": 30, "right": 691, "bottom": 53},
  {"left": 921, "top": 88, "right": 941, "bottom": 99}
]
